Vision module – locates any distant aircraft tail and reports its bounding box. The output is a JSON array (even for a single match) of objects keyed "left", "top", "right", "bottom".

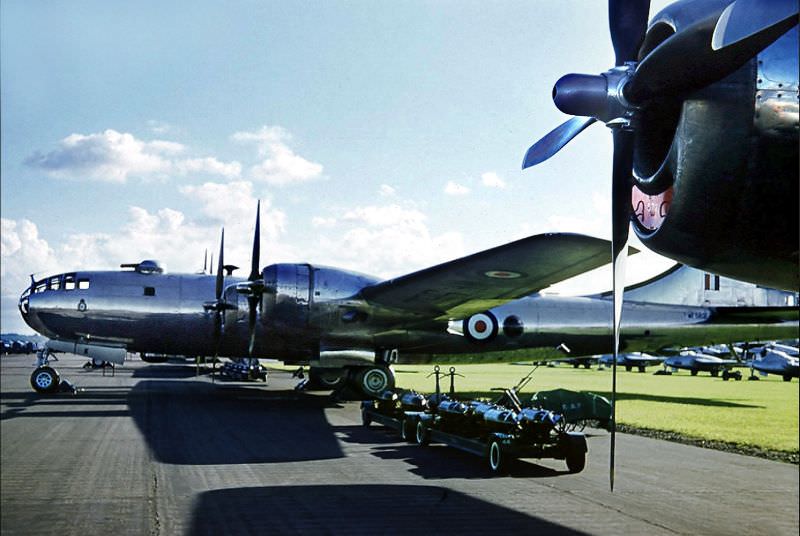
[{"left": 594, "top": 264, "right": 798, "bottom": 308}]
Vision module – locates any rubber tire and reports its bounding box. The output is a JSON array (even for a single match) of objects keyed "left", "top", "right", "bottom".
[
  {"left": 566, "top": 449, "right": 586, "bottom": 473},
  {"left": 783, "top": 375, "right": 792, "bottom": 382},
  {"left": 30, "top": 366, "right": 60, "bottom": 394},
  {"left": 357, "top": 366, "right": 395, "bottom": 398},
  {"left": 310, "top": 368, "right": 347, "bottom": 389},
  {"left": 690, "top": 370, "right": 698, "bottom": 376},
  {"left": 401, "top": 418, "right": 415, "bottom": 442},
  {"left": 487, "top": 439, "right": 506, "bottom": 473},
  {"left": 415, "top": 421, "right": 430, "bottom": 446}
]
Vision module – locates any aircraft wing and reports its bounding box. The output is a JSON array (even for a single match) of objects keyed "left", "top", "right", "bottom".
[{"left": 359, "top": 233, "right": 627, "bottom": 319}]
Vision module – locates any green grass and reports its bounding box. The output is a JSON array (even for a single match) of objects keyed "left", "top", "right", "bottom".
[{"left": 392, "top": 363, "right": 800, "bottom": 454}]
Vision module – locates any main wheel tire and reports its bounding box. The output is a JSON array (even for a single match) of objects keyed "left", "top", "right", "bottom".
[
  {"left": 30, "top": 366, "right": 60, "bottom": 394},
  {"left": 487, "top": 439, "right": 506, "bottom": 473},
  {"left": 357, "top": 366, "right": 395, "bottom": 398},
  {"left": 690, "top": 370, "right": 698, "bottom": 376},
  {"left": 415, "top": 421, "right": 430, "bottom": 446},
  {"left": 566, "top": 449, "right": 586, "bottom": 473},
  {"left": 310, "top": 368, "right": 347, "bottom": 389}
]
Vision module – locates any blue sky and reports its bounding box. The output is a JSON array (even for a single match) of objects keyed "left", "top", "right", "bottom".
[{"left": 1, "top": 0, "right": 673, "bottom": 333}]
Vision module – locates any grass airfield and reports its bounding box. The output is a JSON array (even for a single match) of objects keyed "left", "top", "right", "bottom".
[{"left": 390, "top": 363, "right": 799, "bottom": 456}]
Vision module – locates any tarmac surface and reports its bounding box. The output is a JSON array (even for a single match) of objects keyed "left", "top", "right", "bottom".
[{"left": 2, "top": 353, "right": 798, "bottom": 536}]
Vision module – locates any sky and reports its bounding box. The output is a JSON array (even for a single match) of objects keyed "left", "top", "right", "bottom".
[{"left": 1, "top": 0, "right": 675, "bottom": 334}]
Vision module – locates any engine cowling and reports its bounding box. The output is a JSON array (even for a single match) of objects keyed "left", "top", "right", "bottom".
[{"left": 630, "top": 7, "right": 798, "bottom": 291}]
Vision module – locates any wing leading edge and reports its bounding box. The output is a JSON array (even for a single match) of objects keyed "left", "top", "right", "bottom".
[{"left": 359, "top": 233, "right": 632, "bottom": 319}]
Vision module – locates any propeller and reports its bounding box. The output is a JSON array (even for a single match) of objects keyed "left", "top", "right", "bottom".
[
  {"left": 235, "top": 201, "right": 265, "bottom": 357},
  {"left": 521, "top": 0, "right": 796, "bottom": 492}
]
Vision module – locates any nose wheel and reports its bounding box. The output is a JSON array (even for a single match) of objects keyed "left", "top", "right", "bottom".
[{"left": 30, "top": 366, "right": 60, "bottom": 394}]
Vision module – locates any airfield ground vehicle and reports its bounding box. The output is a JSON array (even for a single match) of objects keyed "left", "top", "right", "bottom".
[{"left": 361, "top": 366, "right": 594, "bottom": 474}]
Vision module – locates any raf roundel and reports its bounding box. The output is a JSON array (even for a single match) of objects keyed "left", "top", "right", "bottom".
[
  {"left": 464, "top": 311, "right": 499, "bottom": 343},
  {"left": 484, "top": 270, "right": 523, "bottom": 279}
]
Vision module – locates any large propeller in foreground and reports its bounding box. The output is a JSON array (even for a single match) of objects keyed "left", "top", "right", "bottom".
[{"left": 522, "top": 0, "right": 798, "bottom": 491}]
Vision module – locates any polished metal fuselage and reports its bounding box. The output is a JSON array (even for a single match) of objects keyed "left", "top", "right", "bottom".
[{"left": 19, "top": 262, "right": 798, "bottom": 367}]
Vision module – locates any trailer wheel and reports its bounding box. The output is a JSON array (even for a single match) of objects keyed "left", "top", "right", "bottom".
[
  {"left": 566, "top": 449, "right": 586, "bottom": 473},
  {"left": 488, "top": 439, "right": 507, "bottom": 473},
  {"left": 415, "top": 421, "right": 430, "bottom": 446},
  {"left": 401, "top": 418, "right": 414, "bottom": 442}
]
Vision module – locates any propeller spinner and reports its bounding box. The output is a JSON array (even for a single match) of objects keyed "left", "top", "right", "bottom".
[{"left": 521, "top": 0, "right": 798, "bottom": 491}]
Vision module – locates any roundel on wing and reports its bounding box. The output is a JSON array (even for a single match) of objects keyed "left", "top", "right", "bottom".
[{"left": 463, "top": 311, "right": 499, "bottom": 343}]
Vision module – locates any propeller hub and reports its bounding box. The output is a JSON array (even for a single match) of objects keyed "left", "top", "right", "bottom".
[{"left": 553, "top": 66, "right": 638, "bottom": 126}]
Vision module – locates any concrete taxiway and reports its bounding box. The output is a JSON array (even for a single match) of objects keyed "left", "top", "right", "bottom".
[{"left": 2, "top": 353, "right": 798, "bottom": 535}]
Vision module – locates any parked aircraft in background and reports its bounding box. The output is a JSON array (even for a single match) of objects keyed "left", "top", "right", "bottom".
[
  {"left": 747, "top": 343, "right": 800, "bottom": 381},
  {"left": 599, "top": 352, "right": 665, "bottom": 372},
  {"left": 663, "top": 350, "right": 740, "bottom": 377}
]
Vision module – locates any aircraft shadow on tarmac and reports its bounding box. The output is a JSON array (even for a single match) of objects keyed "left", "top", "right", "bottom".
[
  {"left": 0, "top": 389, "right": 131, "bottom": 420},
  {"left": 132, "top": 364, "right": 214, "bottom": 379},
  {"left": 127, "top": 381, "right": 345, "bottom": 465},
  {"left": 335, "top": 425, "right": 566, "bottom": 480},
  {"left": 186, "top": 484, "right": 589, "bottom": 536}
]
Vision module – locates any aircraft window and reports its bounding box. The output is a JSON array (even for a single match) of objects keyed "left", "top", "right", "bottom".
[
  {"left": 78, "top": 279, "right": 90, "bottom": 290},
  {"left": 143, "top": 286, "right": 155, "bottom": 296},
  {"left": 64, "top": 274, "right": 76, "bottom": 290},
  {"left": 48, "top": 276, "right": 61, "bottom": 291},
  {"left": 34, "top": 281, "right": 46, "bottom": 293}
]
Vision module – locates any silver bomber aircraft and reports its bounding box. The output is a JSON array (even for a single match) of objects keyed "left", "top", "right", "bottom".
[{"left": 18, "top": 204, "right": 798, "bottom": 399}]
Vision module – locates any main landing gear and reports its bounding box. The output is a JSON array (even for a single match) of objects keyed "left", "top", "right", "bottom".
[{"left": 298, "top": 364, "right": 396, "bottom": 399}]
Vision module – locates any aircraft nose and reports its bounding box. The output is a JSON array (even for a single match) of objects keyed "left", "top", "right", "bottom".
[{"left": 18, "top": 284, "right": 33, "bottom": 324}]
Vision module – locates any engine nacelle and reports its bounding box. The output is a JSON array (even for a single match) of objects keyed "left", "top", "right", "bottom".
[{"left": 630, "top": 6, "right": 798, "bottom": 290}]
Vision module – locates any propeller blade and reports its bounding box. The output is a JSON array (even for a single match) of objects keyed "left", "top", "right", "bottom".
[
  {"left": 249, "top": 200, "right": 261, "bottom": 282},
  {"left": 203, "top": 249, "right": 208, "bottom": 274},
  {"left": 522, "top": 117, "right": 598, "bottom": 169},
  {"left": 626, "top": 5, "right": 796, "bottom": 103},
  {"left": 712, "top": 0, "right": 798, "bottom": 51},
  {"left": 609, "top": 128, "right": 634, "bottom": 493},
  {"left": 216, "top": 229, "right": 225, "bottom": 301},
  {"left": 609, "top": 0, "right": 651, "bottom": 65},
  {"left": 248, "top": 297, "right": 257, "bottom": 357}
]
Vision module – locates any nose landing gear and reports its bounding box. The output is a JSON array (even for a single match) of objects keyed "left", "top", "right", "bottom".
[{"left": 30, "top": 349, "right": 76, "bottom": 394}]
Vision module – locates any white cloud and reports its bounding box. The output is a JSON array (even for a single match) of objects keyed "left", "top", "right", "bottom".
[
  {"left": 379, "top": 184, "right": 396, "bottom": 197},
  {"left": 308, "top": 204, "right": 465, "bottom": 279},
  {"left": 179, "top": 181, "right": 286, "bottom": 242},
  {"left": 481, "top": 171, "right": 507, "bottom": 189},
  {"left": 1, "top": 182, "right": 293, "bottom": 331},
  {"left": 233, "top": 125, "right": 324, "bottom": 186},
  {"left": 175, "top": 157, "right": 242, "bottom": 179},
  {"left": 25, "top": 129, "right": 241, "bottom": 183},
  {"left": 25, "top": 129, "right": 180, "bottom": 182},
  {"left": 444, "top": 180, "right": 470, "bottom": 196}
]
